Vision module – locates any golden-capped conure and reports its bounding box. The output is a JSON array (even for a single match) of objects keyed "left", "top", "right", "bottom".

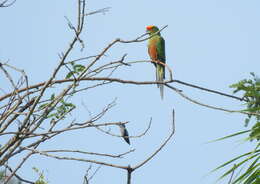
[{"left": 146, "top": 25, "right": 166, "bottom": 99}]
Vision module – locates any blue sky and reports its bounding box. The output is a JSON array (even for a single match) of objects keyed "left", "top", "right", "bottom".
[{"left": 1, "top": 0, "right": 260, "bottom": 183}]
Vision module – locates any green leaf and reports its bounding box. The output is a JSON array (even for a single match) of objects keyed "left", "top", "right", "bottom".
[
  {"left": 218, "top": 153, "right": 259, "bottom": 181},
  {"left": 46, "top": 113, "right": 57, "bottom": 119},
  {"left": 0, "top": 170, "right": 5, "bottom": 180},
  {"left": 50, "top": 94, "right": 55, "bottom": 100},
  {"left": 232, "top": 162, "right": 260, "bottom": 184},
  {"left": 245, "top": 118, "right": 250, "bottom": 127},
  {"left": 73, "top": 64, "right": 85, "bottom": 72},
  {"left": 33, "top": 167, "right": 48, "bottom": 184},
  {"left": 249, "top": 122, "right": 260, "bottom": 141},
  {"left": 66, "top": 71, "right": 75, "bottom": 79},
  {"left": 213, "top": 150, "right": 260, "bottom": 172},
  {"left": 39, "top": 103, "right": 49, "bottom": 110},
  {"left": 208, "top": 130, "right": 250, "bottom": 143}
]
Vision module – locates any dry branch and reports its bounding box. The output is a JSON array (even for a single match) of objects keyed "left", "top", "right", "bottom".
[{"left": 0, "top": 0, "right": 16, "bottom": 7}]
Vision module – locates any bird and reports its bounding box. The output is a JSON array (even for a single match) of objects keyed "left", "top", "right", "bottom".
[
  {"left": 118, "top": 124, "right": 130, "bottom": 145},
  {"left": 146, "top": 25, "right": 166, "bottom": 99}
]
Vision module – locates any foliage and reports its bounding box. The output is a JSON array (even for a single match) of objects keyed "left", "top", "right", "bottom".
[
  {"left": 231, "top": 72, "right": 260, "bottom": 122},
  {"left": 0, "top": 170, "right": 4, "bottom": 180},
  {"left": 33, "top": 167, "right": 49, "bottom": 184},
  {"left": 39, "top": 94, "right": 76, "bottom": 120},
  {"left": 65, "top": 62, "right": 86, "bottom": 79},
  {"left": 216, "top": 73, "right": 260, "bottom": 183}
]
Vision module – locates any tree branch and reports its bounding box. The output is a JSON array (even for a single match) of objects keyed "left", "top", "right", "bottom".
[{"left": 0, "top": 0, "right": 16, "bottom": 7}]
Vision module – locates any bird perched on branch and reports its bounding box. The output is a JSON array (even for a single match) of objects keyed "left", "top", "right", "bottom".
[
  {"left": 146, "top": 25, "right": 166, "bottom": 99},
  {"left": 118, "top": 124, "right": 130, "bottom": 145}
]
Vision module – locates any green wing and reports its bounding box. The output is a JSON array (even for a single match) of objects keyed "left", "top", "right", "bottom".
[
  {"left": 156, "top": 36, "right": 166, "bottom": 63},
  {"left": 156, "top": 36, "right": 166, "bottom": 80}
]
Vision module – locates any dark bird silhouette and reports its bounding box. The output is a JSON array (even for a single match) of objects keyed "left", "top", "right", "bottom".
[{"left": 119, "top": 124, "right": 130, "bottom": 145}]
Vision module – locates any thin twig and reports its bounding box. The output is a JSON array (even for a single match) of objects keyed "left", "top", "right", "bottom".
[
  {"left": 133, "top": 109, "right": 176, "bottom": 170},
  {"left": 166, "top": 84, "right": 260, "bottom": 116},
  {"left": 228, "top": 164, "right": 236, "bottom": 184},
  {"left": 29, "top": 148, "right": 135, "bottom": 158},
  {"left": 3, "top": 152, "right": 33, "bottom": 184},
  {"left": 85, "top": 7, "right": 111, "bottom": 16},
  {"left": 0, "top": 0, "right": 16, "bottom": 7},
  {"left": 4, "top": 165, "right": 34, "bottom": 184}
]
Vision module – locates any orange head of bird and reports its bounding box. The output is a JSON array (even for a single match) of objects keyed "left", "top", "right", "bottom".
[{"left": 146, "top": 25, "right": 160, "bottom": 35}]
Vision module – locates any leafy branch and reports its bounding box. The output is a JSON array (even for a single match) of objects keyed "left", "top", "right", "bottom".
[{"left": 215, "top": 73, "right": 260, "bottom": 184}]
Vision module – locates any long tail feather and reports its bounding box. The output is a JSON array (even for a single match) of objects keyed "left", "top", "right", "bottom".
[
  {"left": 156, "top": 64, "right": 164, "bottom": 100},
  {"left": 159, "top": 83, "right": 164, "bottom": 99},
  {"left": 156, "top": 66, "right": 159, "bottom": 88}
]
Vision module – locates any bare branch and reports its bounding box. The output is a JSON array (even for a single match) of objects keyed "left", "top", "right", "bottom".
[
  {"left": 0, "top": 77, "right": 244, "bottom": 102},
  {"left": 85, "top": 7, "right": 111, "bottom": 16},
  {"left": 133, "top": 109, "right": 176, "bottom": 170},
  {"left": 87, "top": 165, "right": 102, "bottom": 182},
  {"left": 171, "top": 80, "right": 245, "bottom": 102},
  {"left": 125, "top": 109, "right": 176, "bottom": 184},
  {"left": 166, "top": 84, "right": 260, "bottom": 116},
  {"left": 24, "top": 147, "right": 127, "bottom": 169},
  {"left": 3, "top": 152, "right": 33, "bottom": 184},
  {"left": 0, "top": 0, "right": 16, "bottom": 7},
  {"left": 4, "top": 165, "right": 34, "bottom": 184},
  {"left": 29, "top": 148, "right": 135, "bottom": 159}
]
